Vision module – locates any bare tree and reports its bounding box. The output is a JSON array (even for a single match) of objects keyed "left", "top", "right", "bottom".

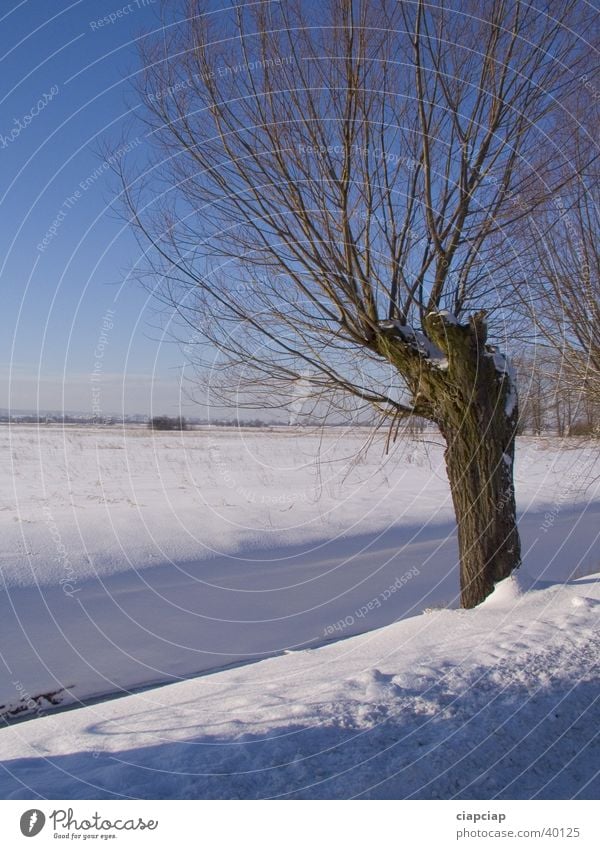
[
  {"left": 514, "top": 350, "right": 586, "bottom": 436},
  {"left": 513, "top": 354, "right": 547, "bottom": 435},
  {"left": 525, "top": 158, "right": 600, "bottom": 432},
  {"left": 122, "top": 0, "right": 590, "bottom": 607}
]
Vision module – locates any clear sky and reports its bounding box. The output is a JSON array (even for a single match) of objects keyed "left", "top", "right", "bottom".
[{"left": 0, "top": 0, "right": 197, "bottom": 416}]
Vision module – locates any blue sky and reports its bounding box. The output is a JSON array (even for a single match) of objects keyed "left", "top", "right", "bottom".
[{"left": 0, "top": 0, "right": 196, "bottom": 415}]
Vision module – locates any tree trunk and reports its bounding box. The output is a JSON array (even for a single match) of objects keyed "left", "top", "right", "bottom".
[
  {"left": 441, "top": 414, "right": 520, "bottom": 608},
  {"left": 425, "top": 312, "right": 521, "bottom": 608},
  {"left": 379, "top": 311, "right": 522, "bottom": 608}
]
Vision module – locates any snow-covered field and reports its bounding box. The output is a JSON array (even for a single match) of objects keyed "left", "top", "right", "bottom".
[
  {"left": 0, "top": 425, "right": 598, "bottom": 798},
  {"left": 1, "top": 573, "right": 599, "bottom": 800}
]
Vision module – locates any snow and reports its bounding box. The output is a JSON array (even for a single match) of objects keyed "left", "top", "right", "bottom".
[
  {"left": 485, "top": 347, "right": 518, "bottom": 416},
  {"left": 0, "top": 427, "right": 598, "bottom": 720},
  {"left": 0, "top": 425, "right": 598, "bottom": 798},
  {"left": 378, "top": 320, "right": 447, "bottom": 367},
  {"left": 488, "top": 348, "right": 510, "bottom": 375},
  {"left": 428, "top": 309, "right": 460, "bottom": 325},
  {"left": 505, "top": 382, "right": 518, "bottom": 417},
  {"left": 0, "top": 570, "right": 598, "bottom": 800}
]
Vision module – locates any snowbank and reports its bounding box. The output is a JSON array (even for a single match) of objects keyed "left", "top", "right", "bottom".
[{"left": 0, "top": 573, "right": 598, "bottom": 799}]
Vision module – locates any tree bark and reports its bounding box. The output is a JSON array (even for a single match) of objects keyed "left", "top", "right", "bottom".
[
  {"left": 441, "top": 414, "right": 520, "bottom": 608},
  {"left": 425, "top": 313, "right": 521, "bottom": 608},
  {"left": 377, "top": 311, "right": 521, "bottom": 607}
]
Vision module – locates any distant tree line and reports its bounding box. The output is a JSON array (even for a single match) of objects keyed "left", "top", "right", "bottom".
[
  {"left": 149, "top": 416, "right": 188, "bottom": 431},
  {"left": 514, "top": 354, "right": 599, "bottom": 438}
]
